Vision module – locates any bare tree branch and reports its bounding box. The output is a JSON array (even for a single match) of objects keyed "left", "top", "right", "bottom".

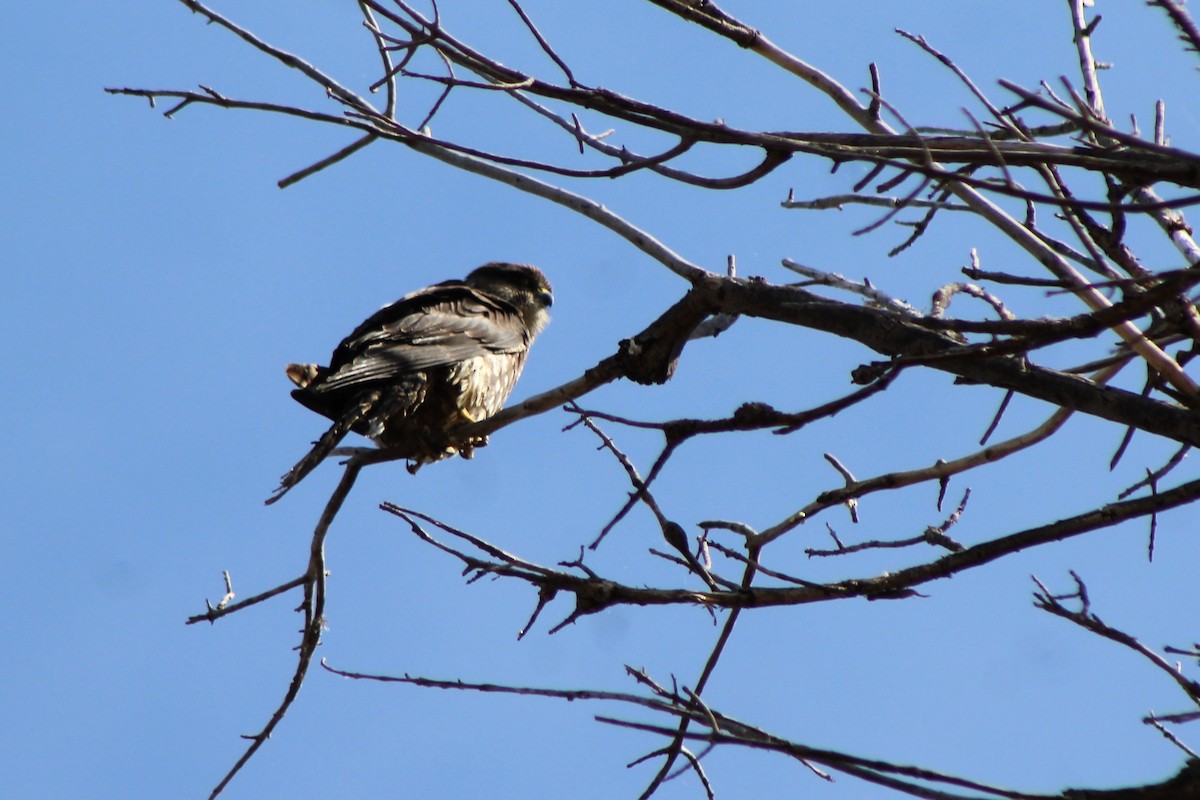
[{"left": 116, "top": 2, "right": 1200, "bottom": 796}]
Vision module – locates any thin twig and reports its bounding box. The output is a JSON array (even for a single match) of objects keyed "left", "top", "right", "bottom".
[
  {"left": 208, "top": 461, "right": 361, "bottom": 799},
  {"left": 186, "top": 574, "right": 307, "bottom": 625}
]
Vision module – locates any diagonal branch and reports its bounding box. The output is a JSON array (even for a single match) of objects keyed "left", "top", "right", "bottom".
[
  {"left": 386, "top": 471, "right": 1200, "bottom": 613},
  {"left": 206, "top": 460, "right": 361, "bottom": 799}
]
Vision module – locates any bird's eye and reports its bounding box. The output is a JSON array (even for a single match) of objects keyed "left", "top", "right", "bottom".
[{"left": 539, "top": 291, "right": 554, "bottom": 309}]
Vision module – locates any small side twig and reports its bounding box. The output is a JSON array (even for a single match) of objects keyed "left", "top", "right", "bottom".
[{"left": 1033, "top": 572, "right": 1200, "bottom": 707}]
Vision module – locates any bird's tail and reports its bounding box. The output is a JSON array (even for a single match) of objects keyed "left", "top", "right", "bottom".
[{"left": 265, "top": 390, "right": 380, "bottom": 505}]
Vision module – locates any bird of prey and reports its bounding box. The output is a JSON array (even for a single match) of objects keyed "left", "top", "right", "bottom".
[{"left": 267, "top": 262, "right": 553, "bottom": 504}]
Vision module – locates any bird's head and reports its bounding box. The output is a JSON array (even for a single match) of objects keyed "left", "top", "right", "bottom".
[{"left": 466, "top": 262, "right": 554, "bottom": 337}]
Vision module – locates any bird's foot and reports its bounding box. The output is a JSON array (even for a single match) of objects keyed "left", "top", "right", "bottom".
[{"left": 456, "top": 434, "right": 490, "bottom": 460}]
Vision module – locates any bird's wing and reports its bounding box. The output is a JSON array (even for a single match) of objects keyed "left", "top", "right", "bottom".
[{"left": 315, "top": 283, "right": 529, "bottom": 392}]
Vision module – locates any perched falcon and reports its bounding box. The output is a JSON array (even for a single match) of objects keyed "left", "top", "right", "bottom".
[{"left": 267, "top": 263, "right": 553, "bottom": 504}]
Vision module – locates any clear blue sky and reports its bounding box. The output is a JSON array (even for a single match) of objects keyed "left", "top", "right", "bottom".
[{"left": 4, "top": 2, "right": 1198, "bottom": 798}]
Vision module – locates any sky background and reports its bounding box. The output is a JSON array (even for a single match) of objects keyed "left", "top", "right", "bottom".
[{"left": 4, "top": 1, "right": 1199, "bottom": 798}]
